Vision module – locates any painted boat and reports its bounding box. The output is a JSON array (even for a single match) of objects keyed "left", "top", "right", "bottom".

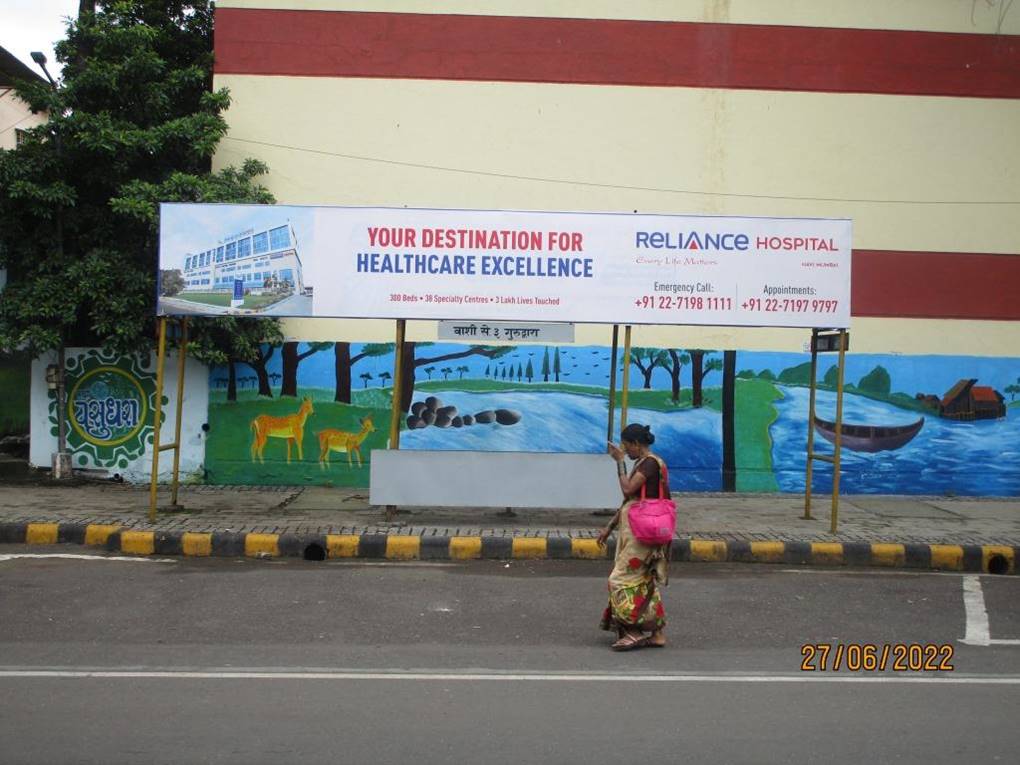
[{"left": 813, "top": 416, "right": 924, "bottom": 453}]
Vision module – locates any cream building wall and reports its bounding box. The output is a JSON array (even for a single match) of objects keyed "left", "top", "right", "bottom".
[
  {"left": 0, "top": 87, "right": 45, "bottom": 151},
  {"left": 213, "top": 0, "right": 1020, "bottom": 355}
]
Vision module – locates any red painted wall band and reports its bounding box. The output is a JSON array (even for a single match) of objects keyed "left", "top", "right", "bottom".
[
  {"left": 214, "top": 8, "right": 1020, "bottom": 98},
  {"left": 852, "top": 250, "right": 1020, "bottom": 320}
]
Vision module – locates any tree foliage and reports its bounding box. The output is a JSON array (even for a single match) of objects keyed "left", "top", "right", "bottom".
[{"left": 0, "top": 1, "right": 275, "bottom": 357}]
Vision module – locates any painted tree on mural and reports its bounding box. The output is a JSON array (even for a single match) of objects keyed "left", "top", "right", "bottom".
[
  {"left": 360, "top": 372, "right": 373, "bottom": 388},
  {"left": 630, "top": 347, "right": 668, "bottom": 389},
  {"left": 280, "top": 341, "right": 332, "bottom": 397},
  {"left": 542, "top": 347, "right": 550, "bottom": 382},
  {"left": 457, "top": 365, "right": 469, "bottom": 379},
  {"left": 1006, "top": 383, "right": 1020, "bottom": 401},
  {"left": 667, "top": 350, "right": 691, "bottom": 403},
  {"left": 331, "top": 342, "right": 392, "bottom": 403},
  {"left": 858, "top": 365, "right": 892, "bottom": 396},
  {"left": 189, "top": 317, "right": 283, "bottom": 402},
  {"left": 823, "top": 364, "right": 840, "bottom": 387},
  {"left": 526, "top": 359, "right": 534, "bottom": 382},
  {"left": 688, "top": 350, "right": 723, "bottom": 408},
  {"left": 554, "top": 347, "right": 562, "bottom": 382},
  {"left": 379, "top": 371, "right": 391, "bottom": 387},
  {"left": 396, "top": 343, "right": 514, "bottom": 412}
]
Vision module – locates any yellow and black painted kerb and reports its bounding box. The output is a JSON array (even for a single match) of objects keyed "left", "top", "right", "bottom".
[{"left": 0, "top": 521, "right": 1016, "bottom": 574}]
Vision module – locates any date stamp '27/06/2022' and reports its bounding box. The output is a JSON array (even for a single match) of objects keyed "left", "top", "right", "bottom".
[{"left": 800, "top": 643, "right": 955, "bottom": 672}]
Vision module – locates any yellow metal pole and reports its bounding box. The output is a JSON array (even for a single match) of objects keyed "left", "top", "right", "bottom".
[
  {"left": 149, "top": 317, "right": 167, "bottom": 522},
  {"left": 388, "top": 319, "right": 406, "bottom": 450},
  {"left": 170, "top": 317, "right": 188, "bottom": 507},
  {"left": 830, "top": 329, "right": 847, "bottom": 534},
  {"left": 620, "top": 325, "right": 632, "bottom": 430},
  {"left": 804, "top": 329, "right": 818, "bottom": 519},
  {"left": 606, "top": 325, "right": 619, "bottom": 445}
]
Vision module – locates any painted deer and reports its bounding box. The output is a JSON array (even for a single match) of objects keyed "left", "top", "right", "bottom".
[
  {"left": 317, "top": 416, "right": 376, "bottom": 469},
  {"left": 250, "top": 396, "right": 314, "bottom": 464}
]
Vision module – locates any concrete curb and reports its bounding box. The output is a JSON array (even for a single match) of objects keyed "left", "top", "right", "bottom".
[{"left": 1, "top": 521, "right": 1016, "bottom": 574}]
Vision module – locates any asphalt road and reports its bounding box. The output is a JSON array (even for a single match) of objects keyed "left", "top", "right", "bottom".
[{"left": 1, "top": 546, "right": 1018, "bottom": 764}]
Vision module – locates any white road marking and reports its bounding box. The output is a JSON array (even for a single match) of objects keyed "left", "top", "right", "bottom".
[
  {"left": 960, "top": 574, "right": 1020, "bottom": 646},
  {"left": 962, "top": 575, "right": 992, "bottom": 646},
  {"left": 0, "top": 553, "right": 176, "bottom": 563},
  {"left": 0, "top": 668, "right": 1018, "bottom": 684}
]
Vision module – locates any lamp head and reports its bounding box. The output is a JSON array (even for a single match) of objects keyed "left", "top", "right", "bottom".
[{"left": 30, "top": 51, "right": 47, "bottom": 66}]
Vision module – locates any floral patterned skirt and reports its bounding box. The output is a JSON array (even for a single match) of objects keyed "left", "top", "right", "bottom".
[{"left": 599, "top": 502, "right": 668, "bottom": 633}]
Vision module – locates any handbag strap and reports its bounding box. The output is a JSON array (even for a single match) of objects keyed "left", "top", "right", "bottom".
[{"left": 637, "top": 455, "right": 668, "bottom": 500}]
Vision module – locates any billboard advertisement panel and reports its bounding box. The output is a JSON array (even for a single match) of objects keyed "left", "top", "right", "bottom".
[{"left": 158, "top": 204, "right": 851, "bottom": 328}]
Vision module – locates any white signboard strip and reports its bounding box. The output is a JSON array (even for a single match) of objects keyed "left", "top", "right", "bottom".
[
  {"left": 437, "top": 321, "right": 574, "bottom": 343},
  {"left": 158, "top": 204, "right": 852, "bottom": 328}
]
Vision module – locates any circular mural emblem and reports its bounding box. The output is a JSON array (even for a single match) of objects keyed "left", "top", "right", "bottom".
[{"left": 49, "top": 349, "right": 165, "bottom": 469}]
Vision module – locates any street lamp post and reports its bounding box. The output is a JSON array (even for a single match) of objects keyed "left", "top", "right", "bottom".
[{"left": 30, "top": 51, "right": 72, "bottom": 480}]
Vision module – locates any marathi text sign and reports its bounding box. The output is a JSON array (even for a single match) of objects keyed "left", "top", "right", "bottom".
[
  {"left": 437, "top": 321, "right": 574, "bottom": 343},
  {"left": 158, "top": 204, "right": 851, "bottom": 328}
]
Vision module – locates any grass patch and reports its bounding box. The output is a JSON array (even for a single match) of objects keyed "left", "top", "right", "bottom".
[
  {"left": 0, "top": 354, "right": 31, "bottom": 437},
  {"left": 735, "top": 378, "right": 782, "bottom": 492},
  {"left": 173, "top": 292, "right": 287, "bottom": 310}
]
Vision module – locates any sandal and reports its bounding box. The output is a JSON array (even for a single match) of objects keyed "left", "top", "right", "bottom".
[{"left": 611, "top": 632, "right": 649, "bottom": 651}]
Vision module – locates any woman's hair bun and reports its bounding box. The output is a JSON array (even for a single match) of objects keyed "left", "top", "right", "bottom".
[{"left": 644, "top": 425, "right": 655, "bottom": 445}]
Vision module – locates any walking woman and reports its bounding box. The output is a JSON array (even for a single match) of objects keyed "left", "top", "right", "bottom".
[{"left": 597, "top": 423, "right": 670, "bottom": 651}]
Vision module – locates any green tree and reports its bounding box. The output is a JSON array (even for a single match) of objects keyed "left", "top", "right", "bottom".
[
  {"left": 737, "top": 369, "right": 756, "bottom": 379},
  {"left": 0, "top": 2, "right": 272, "bottom": 356},
  {"left": 502, "top": 366, "right": 507, "bottom": 380},
  {"left": 456, "top": 365, "right": 469, "bottom": 379},
  {"left": 758, "top": 369, "right": 776, "bottom": 381},
  {"left": 525, "top": 358, "right": 534, "bottom": 382},
  {"left": 553, "top": 347, "right": 561, "bottom": 382},
  {"left": 858, "top": 365, "right": 892, "bottom": 395},
  {"left": 158, "top": 269, "right": 185, "bottom": 296},
  {"left": 379, "top": 371, "right": 391, "bottom": 387},
  {"left": 441, "top": 367, "right": 452, "bottom": 380},
  {"left": 360, "top": 372, "right": 373, "bottom": 388},
  {"left": 541, "top": 347, "right": 550, "bottom": 382}
]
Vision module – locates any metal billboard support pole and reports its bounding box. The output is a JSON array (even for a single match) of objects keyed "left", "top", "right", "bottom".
[
  {"left": 804, "top": 329, "right": 819, "bottom": 520},
  {"left": 169, "top": 317, "right": 188, "bottom": 509},
  {"left": 606, "top": 325, "right": 619, "bottom": 446},
  {"left": 620, "top": 325, "right": 632, "bottom": 431},
  {"left": 803, "top": 329, "right": 849, "bottom": 531},
  {"left": 149, "top": 317, "right": 168, "bottom": 522},
  {"left": 830, "top": 329, "right": 848, "bottom": 534},
  {"left": 385, "top": 319, "right": 406, "bottom": 522}
]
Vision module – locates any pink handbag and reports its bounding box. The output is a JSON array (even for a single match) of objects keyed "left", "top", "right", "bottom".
[{"left": 627, "top": 456, "right": 676, "bottom": 546}]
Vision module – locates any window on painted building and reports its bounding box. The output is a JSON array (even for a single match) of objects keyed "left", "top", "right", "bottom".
[
  {"left": 225, "top": 242, "right": 236, "bottom": 260},
  {"left": 237, "top": 237, "right": 252, "bottom": 259},
  {"left": 280, "top": 268, "right": 294, "bottom": 283},
  {"left": 269, "top": 226, "right": 290, "bottom": 250},
  {"left": 15, "top": 128, "right": 30, "bottom": 147},
  {"left": 253, "top": 232, "right": 269, "bottom": 254},
  {"left": 216, "top": 246, "right": 224, "bottom": 262}
]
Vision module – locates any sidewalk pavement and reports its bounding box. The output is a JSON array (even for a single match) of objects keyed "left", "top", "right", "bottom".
[{"left": 0, "top": 481, "right": 1017, "bottom": 573}]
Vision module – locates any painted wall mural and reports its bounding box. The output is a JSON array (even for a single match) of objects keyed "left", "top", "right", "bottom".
[
  {"left": 206, "top": 341, "right": 1020, "bottom": 495},
  {"left": 51, "top": 349, "right": 165, "bottom": 471}
]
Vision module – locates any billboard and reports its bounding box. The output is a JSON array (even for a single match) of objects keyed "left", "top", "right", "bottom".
[{"left": 158, "top": 204, "right": 851, "bottom": 328}]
